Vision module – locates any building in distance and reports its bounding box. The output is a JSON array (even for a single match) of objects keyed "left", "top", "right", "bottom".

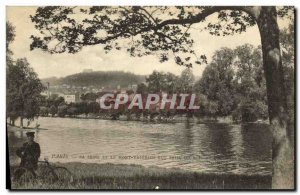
[{"left": 64, "top": 94, "right": 80, "bottom": 103}]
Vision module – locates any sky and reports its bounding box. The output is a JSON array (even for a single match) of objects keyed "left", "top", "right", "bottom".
[{"left": 6, "top": 6, "right": 291, "bottom": 79}]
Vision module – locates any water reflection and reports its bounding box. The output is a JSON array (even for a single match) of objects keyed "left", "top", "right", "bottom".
[
  {"left": 8, "top": 117, "right": 272, "bottom": 175},
  {"left": 240, "top": 124, "right": 272, "bottom": 161},
  {"left": 205, "top": 124, "right": 234, "bottom": 159}
]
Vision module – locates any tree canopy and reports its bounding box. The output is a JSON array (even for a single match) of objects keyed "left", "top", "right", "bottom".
[
  {"left": 6, "top": 22, "right": 45, "bottom": 127},
  {"left": 7, "top": 58, "right": 45, "bottom": 124},
  {"left": 29, "top": 6, "right": 292, "bottom": 67}
]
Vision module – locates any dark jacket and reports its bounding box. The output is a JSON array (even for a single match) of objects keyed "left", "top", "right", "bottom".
[{"left": 16, "top": 141, "right": 41, "bottom": 169}]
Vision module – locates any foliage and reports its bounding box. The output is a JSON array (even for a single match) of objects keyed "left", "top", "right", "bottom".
[
  {"left": 195, "top": 48, "right": 237, "bottom": 116},
  {"left": 29, "top": 6, "right": 293, "bottom": 67},
  {"left": 146, "top": 71, "right": 178, "bottom": 93},
  {"left": 6, "top": 21, "right": 15, "bottom": 55},
  {"left": 57, "top": 105, "right": 68, "bottom": 117},
  {"left": 280, "top": 23, "right": 294, "bottom": 123},
  {"left": 7, "top": 58, "right": 45, "bottom": 123},
  {"left": 81, "top": 92, "right": 99, "bottom": 102},
  {"left": 43, "top": 94, "right": 65, "bottom": 107},
  {"left": 176, "top": 68, "right": 195, "bottom": 93},
  {"left": 39, "top": 106, "right": 49, "bottom": 116},
  {"left": 194, "top": 45, "right": 268, "bottom": 121},
  {"left": 49, "top": 105, "right": 58, "bottom": 116},
  {"left": 136, "top": 83, "right": 148, "bottom": 94}
]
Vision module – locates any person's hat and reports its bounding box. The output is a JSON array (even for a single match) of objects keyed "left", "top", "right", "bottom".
[{"left": 26, "top": 132, "right": 35, "bottom": 137}]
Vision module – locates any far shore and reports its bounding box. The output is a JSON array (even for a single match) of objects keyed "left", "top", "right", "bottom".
[{"left": 7, "top": 114, "right": 269, "bottom": 130}]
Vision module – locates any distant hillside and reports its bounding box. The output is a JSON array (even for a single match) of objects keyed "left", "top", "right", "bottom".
[
  {"left": 42, "top": 71, "right": 146, "bottom": 88},
  {"left": 42, "top": 77, "right": 60, "bottom": 85}
]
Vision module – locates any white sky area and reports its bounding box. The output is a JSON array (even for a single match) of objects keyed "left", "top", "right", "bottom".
[{"left": 6, "top": 6, "right": 291, "bottom": 79}]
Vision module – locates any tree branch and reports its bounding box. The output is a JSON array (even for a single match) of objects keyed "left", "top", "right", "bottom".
[{"left": 89, "top": 6, "right": 256, "bottom": 45}]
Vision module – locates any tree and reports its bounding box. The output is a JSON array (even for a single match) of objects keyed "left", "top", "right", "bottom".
[
  {"left": 7, "top": 58, "right": 45, "bottom": 128},
  {"left": 280, "top": 23, "right": 294, "bottom": 127},
  {"left": 164, "top": 72, "right": 179, "bottom": 93},
  {"left": 49, "top": 105, "right": 57, "bottom": 116},
  {"left": 88, "top": 102, "right": 100, "bottom": 114},
  {"left": 136, "top": 83, "right": 148, "bottom": 94},
  {"left": 176, "top": 68, "right": 195, "bottom": 93},
  {"left": 39, "top": 106, "right": 49, "bottom": 116},
  {"left": 80, "top": 92, "right": 98, "bottom": 102},
  {"left": 146, "top": 71, "right": 178, "bottom": 93},
  {"left": 6, "top": 21, "right": 16, "bottom": 125},
  {"left": 29, "top": 6, "right": 294, "bottom": 188},
  {"left": 6, "top": 21, "right": 15, "bottom": 56},
  {"left": 233, "top": 44, "right": 268, "bottom": 122},
  {"left": 195, "top": 48, "right": 237, "bottom": 116},
  {"left": 6, "top": 22, "right": 45, "bottom": 126},
  {"left": 193, "top": 94, "right": 218, "bottom": 119},
  {"left": 75, "top": 102, "right": 89, "bottom": 117},
  {"left": 146, "top": 71, "right": 165, "bottom": 93},
  {"left": 67, "top": 106, "right": 78, "bottom": 117},
  {"left": 57, "top": 105, "right": 68, "bottom": 117},
  {"left": 45, "top": 94, "right": 65, "bottom": 107},
  {"left": 196, "top": 44, "right": 268, "bottom": 121}
]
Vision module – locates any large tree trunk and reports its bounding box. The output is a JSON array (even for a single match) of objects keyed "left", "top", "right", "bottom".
[{"left": 256, "top": 7, "right": 294, "bottom": 189}]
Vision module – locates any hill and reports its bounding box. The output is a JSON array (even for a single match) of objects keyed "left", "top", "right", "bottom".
[{"left": 42, "top": 71, "right": 146, "bottom": 88}]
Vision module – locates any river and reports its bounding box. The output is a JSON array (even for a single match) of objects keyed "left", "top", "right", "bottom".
[{"left": 8, "top": 117, "right": 272, "bottom": 175}]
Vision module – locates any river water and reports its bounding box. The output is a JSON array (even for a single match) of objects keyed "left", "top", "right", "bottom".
[{"left": 8, "top": 117, "right": 272, "bottom": 175}]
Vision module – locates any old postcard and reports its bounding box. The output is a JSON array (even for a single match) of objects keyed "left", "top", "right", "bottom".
[{"left": 6, "top": 6, "right": 295, "bottom": 190}]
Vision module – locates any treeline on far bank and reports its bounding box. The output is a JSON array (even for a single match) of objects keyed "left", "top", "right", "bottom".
[
  {"left": 7, "top": 20, "right": 294, "bottom": 126},
  {"left": 38, "top": 42, "right": 294, "bottom": 124}
]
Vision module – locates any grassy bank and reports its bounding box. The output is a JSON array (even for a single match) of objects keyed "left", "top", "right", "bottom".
[{"left": 10, "top": 162, "right": 272, "bottom": 190}]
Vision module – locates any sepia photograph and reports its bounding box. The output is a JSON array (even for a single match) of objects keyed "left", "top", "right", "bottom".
[{"left": 6, "top": 5, "right": 295, "bottom": 190}]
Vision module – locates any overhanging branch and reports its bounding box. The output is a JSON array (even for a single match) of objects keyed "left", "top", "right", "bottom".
[{"left": 89, "top": 6, "right": 256, "bottom": 45}]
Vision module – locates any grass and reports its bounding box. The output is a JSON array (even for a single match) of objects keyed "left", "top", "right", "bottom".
[{"left": 10, "top": 162, "right": 272, "bottom": 190}]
